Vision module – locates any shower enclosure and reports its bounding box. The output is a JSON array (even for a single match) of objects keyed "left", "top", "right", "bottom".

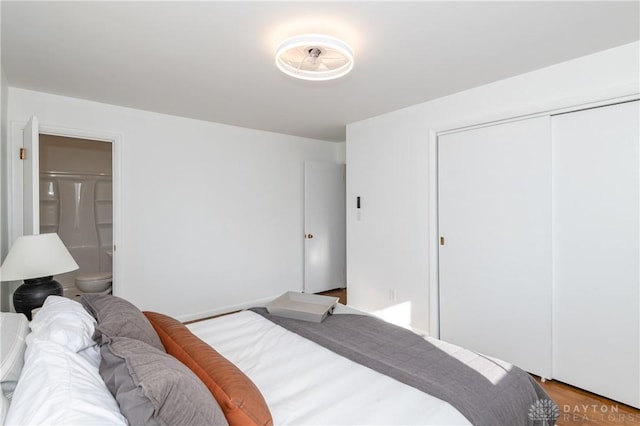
[{"left": 38, "top": 135, "right": 113, "bottom": 296}]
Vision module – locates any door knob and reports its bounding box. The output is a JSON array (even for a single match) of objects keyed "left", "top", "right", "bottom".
[{"left": 305, "top": 234, "right": 314, "bottom": 239}]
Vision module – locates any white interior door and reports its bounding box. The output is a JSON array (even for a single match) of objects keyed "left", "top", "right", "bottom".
[
  {"left": 552, "top": 101, "right": 639, "bottom": 408},
  {"left": 23, "top": 116, "right": 40, "bottom": 236},
  {"left": 304, "top": 161, "right": 346, "bottom": 294},
  {"left": 438, "top": 116, "right": 552, "bottom": 378}
]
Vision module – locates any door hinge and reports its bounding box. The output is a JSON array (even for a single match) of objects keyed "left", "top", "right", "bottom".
[
  {"left": 440, "top": 236, "right": 445, "bottom": 246},
  {"left": 19, "top": 148, "right": 26, "bottom": 160}
]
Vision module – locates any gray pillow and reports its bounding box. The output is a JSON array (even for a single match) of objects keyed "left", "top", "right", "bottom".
[
  {"left": 81, "top": 294, "right": 164, "bottom": 351},
  {"left": 100, "top": 336, "right": 228, "bottom": 426}
]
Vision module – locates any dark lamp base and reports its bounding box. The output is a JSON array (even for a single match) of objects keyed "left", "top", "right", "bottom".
[{"left": 13, "top": 276, "right": 63, "bottom": 321}]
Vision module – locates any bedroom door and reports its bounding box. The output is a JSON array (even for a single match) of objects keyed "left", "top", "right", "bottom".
[
  {"left": 22, "top": 116, "right": 40, "bottom": 236},
  {"left": 438, "top": 116, "right": 552, "bottom": 378},
  {"left": 304, "top": 161, "right": 346, "bottom": 294}
]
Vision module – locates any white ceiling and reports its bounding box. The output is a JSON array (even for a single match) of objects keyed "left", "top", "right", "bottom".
[{"left": 2, "top": 1, "right": 639, "bottom": 142}]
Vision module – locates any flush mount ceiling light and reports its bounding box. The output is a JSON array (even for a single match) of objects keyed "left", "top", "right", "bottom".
[{"left": 275, "top": 34, "right": 354, "bottom": 81}]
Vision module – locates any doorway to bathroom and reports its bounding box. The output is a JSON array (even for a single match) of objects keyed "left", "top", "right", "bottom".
[{"left": 38, "top": 135, "right": 113, "bottom": 299}]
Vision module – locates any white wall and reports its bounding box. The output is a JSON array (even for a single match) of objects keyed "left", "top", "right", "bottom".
[
  {"left": 346, "top": 41, "right": 640, "bottom": 335},
  {"left": 0, "top": 0, "right": 10, "bottom": 311},
  {"left": 6, "top": 88, "right": 341, "bottom": 320},
  {"left": 334, "top": 142, "right": 346, "bottom": 164}
]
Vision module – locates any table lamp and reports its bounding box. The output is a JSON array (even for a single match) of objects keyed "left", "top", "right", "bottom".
[{"left": 1, "top": 233, "right": 79, "bottom": 320}]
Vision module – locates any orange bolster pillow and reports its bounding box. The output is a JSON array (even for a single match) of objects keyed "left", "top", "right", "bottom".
[{"left": 143, "top": 311, "right": 273, "bottom": 426}]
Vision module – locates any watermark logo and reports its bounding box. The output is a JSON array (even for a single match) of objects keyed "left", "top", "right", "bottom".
[
  {"left": 528, "top": 399, "right": 560, "bottom": 425},
  {"left": 561, "top": 403, "right": 640, "bottom": 423}
]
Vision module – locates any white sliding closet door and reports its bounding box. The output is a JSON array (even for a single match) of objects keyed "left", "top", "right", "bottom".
[
  {"left": 552, "top": 101, "right": 639, "bottom": 408},
  {"left": 438, "top": 117, "right": 552, "bottom": 378}
]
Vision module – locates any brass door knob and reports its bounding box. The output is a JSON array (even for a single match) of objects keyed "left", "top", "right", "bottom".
[{"left": 305, "top": 234, "right": 314, "bottom": 239}]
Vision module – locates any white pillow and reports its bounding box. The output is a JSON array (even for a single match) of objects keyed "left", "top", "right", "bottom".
[
  {"left": 27, "top": 296, "right": 98, "bottom": 365},
  {"left": 4, "top": 339, "right": 127, "bottom": 425},
  {"left": 0, "top": 392, "right": 8, "bottom": 426},
  {"left": 0, "top": 312, "right": 29, "bottom": 400}
]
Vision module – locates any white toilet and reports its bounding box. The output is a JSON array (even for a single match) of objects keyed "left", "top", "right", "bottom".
[{"left": 75, "top": 272, "right": 113, "bottom": 294}]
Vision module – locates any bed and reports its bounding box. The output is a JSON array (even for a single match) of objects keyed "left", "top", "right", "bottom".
[{"left": 1, "top": 294, "right": 557, "bottom": 425}]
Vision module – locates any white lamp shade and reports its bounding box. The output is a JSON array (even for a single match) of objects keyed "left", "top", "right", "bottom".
[{"left": 1, "top": 233, "right": 79, "bottom": 281}]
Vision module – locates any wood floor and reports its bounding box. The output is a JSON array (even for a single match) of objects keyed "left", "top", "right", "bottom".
[
  {"left": 317, "top": 288, "right": 640, "bottom": 426},
  {"left": 534, "top": 377, "right": 640, "bottom": 426},
  {"left": 316, "top": 287, "right": 347, "bottom": 305}
]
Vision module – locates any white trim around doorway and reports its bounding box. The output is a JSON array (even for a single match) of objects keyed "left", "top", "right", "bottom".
[{"left": 7, "top": 121, "right": 122, "bottom": 302}]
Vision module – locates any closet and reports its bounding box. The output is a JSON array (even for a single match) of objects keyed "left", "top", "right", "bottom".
[
  {"left": 438, "top": 117, "right": 552, "bottom": 378},
  {"left": 438, "top": 100, "right": 639, "bottom": 408},
  {"left": 551, "top": 101, "right": 639, "bottom": 407}
]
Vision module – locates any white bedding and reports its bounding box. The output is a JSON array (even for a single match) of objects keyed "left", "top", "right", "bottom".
[
  {"left": 4, "top": 297, "right": 127, "bottom": 426},
  {"left": 188, "top": 309, "right": 472, "bottom": 425}
]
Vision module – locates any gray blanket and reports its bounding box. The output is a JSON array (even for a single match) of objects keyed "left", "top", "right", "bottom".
[{"left": 250, "top": 308, "right": 556, "bottom": 426}]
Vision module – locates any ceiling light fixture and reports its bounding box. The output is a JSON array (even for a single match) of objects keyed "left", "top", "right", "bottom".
[{"left": 275, "top": 34, "right": 354, "bottom": 81}]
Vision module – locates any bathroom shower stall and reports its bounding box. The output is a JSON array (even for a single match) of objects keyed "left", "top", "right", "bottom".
[{"left": 38, "top": 135, "right": 113, "bottom": 298}]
